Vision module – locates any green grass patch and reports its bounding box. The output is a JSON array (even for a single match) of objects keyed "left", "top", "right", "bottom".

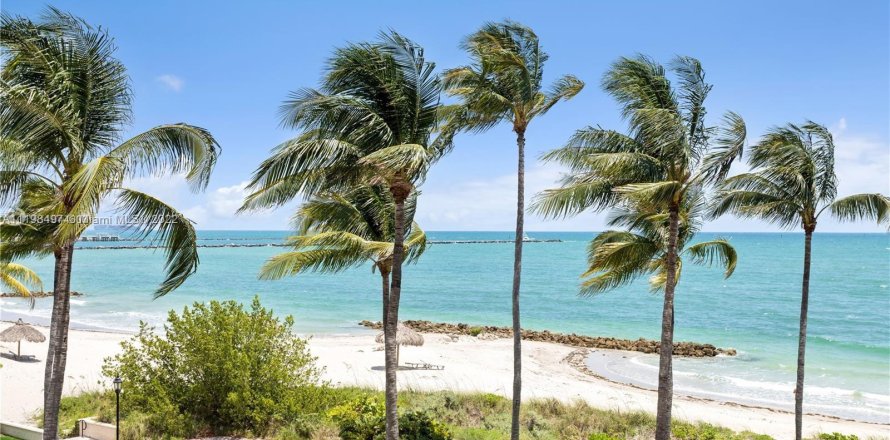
[{"left": 48, "top": 387, "right": 809, "bottom": 440}]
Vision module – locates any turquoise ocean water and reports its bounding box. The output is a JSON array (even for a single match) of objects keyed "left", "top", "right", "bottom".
[{"left": 2, "top": 231, "right": 888, "bottom": 423}]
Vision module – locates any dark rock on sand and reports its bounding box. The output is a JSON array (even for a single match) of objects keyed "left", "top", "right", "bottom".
[{"left": 359, "top": 319, "right": 736, "bottom": 357}]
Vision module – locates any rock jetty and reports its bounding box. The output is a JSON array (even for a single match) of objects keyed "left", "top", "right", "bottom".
[
  {"left": 359, "top": 319, "right": 736, "bottom": 357},
  {"left": 1, "top": 290, "right": 84, "bottom": 298}
]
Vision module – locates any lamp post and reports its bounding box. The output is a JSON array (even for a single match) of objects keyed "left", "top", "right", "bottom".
[{"left": 113, "top": 376, "right": 122, "bottom": 440}]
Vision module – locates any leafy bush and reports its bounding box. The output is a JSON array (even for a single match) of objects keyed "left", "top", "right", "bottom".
[
  {"left": 672, "top": 421, "right": 775, "bottom": 440},
  {"left": 468, "top": 326, "right": 484, "bottom": 336},
  {"left": 328, "top": 396, "right": 452, "bottom": 440},
  {"left": 816, "top": 434, "right": 858, "bottom": 440},
  {"left": 399, "top": 411, "right": 452, "bottom": 440},
  {"left": 588, "top": 434, "right": 621, "bottom": 440},
  {"left": 102, "top": 297, "right": 322, "bottom": 437}
]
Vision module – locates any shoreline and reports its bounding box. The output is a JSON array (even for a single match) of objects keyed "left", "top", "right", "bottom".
[
  {"left": 565, "top": 349, "right": 887, "bottom": 427},
  {"left": 1, "top": 321, "right": 887, "bottom": 438}
]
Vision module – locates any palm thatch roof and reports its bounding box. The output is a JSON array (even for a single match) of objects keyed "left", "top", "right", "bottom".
[
  {"left": 0, "top": 319, "right": 46, "bottom": 343},
  {"left": 375, "top": 322, "right": 424, "bottom": 346}
]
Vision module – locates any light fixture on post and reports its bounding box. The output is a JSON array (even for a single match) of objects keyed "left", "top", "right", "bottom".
[{"left": 113, "top": 376, "right": 122, "bottom": 440}]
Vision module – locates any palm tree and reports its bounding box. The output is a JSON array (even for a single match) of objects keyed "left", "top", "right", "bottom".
[
  {"left": 533, "top": 55, "right": 745, "bottom": 440},
  {"left": 240, "top": 31, "right": 454, "bottom": 440},
  {"left": 258, "top": 185, "right": 427, "bottom": 337},
  {"left": 712, "top": 121, "right": 890, "bottom": 440},
  {"left": 582, "top": 192, "right": 737, "bottom": 308},
  {"left": 442, "top": 21, "right": 583, "bottom": 438},
  {"left": 0, "top": 9, "right": 220, "bottom": 438}
]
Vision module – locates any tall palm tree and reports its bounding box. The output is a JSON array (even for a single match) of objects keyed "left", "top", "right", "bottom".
[
  {"left": 533, "top": 55, "right": 745, "bottom": 440},
  {"left": 0, "top": 9, "right": 220, "bottom": 438},
  {"left": 240, "top": 32, "right": 454, "bottom": 440},
  {"left": 712, "top": 121, "right": 889, "bottom": 440},
  {"left": 258, "top": 185, "right": 427, "bottom": 335},
  {"left": 442, "top": 21, "right": 583, "bottom": 438}
]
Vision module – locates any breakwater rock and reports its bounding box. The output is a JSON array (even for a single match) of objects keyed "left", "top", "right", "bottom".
[
  {"left": 1, "top": 290, "right": 84, "bottom": 298},
  {"left": 359, "top": 319, "right": 736, "bottom": 357}
]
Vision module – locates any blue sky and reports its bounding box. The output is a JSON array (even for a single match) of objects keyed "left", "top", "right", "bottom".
[{"left": 5, "top": 0, "right": 889, "bottom": 232}]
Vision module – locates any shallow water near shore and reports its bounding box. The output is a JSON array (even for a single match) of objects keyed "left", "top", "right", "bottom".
[{"left": 2, "top": 230, "right": 888, "bottom": 423}]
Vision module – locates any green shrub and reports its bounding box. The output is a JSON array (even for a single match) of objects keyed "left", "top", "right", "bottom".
[
  {"left": 399, "top": 411, "right": 452, "bottom": 440},
  {"left": 328, "top": 395, "right": 386, "bottom": 440},
  {"left": 327, "top": 396, "right": 452, "bottom": 440},
  {"left": 102, "top": 297, "right": 322, "bottom": 437},
  {"left": 816, "top": 434, "right": 858, "bottom": 440},
  {"left": 588, "top": 433, "right": 621, "bottom": 440},
  {"left": 672, "top": 421, "right": 775, "bottom": 440},
  {"left": 468, "top": 326, "right": 484, "bottom": 337}
]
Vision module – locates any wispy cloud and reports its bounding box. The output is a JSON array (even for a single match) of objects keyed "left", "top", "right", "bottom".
[{"left": 156, "top": 74, "right": 184, "bottom": 92}]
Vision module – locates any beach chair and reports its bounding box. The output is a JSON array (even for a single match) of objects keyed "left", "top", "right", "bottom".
[{"left": 405, "top": 360, "right": 444, "bottom": 370}]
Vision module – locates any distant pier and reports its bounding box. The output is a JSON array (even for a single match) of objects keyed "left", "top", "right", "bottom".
[
  {"left": 74, "top": 238, "right": 562, "bottom": 250},
  {"left": 79, "top": 234, "right": 120, "bottom": 242}
]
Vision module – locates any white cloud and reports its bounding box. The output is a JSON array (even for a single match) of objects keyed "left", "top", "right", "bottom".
[
  {"left": 156, "top": 74, "right": 184, "bottom": 92},
  {"left": 208, "top": 181, "right": 252, "bottom": 217},
  {"left": 829, "top": 118, "right": 889, "bottom": 197},
  {"left": 416, "top": 164, "right": 603, "bottom": 231}
]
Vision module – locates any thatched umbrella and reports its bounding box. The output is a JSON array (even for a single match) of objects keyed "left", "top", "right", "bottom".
[
  {"left": 0, "top": 318, "right": 45, "bottom": 358},
  {"left": 376, "top": 322, "right": 423, "bottom": 365}
]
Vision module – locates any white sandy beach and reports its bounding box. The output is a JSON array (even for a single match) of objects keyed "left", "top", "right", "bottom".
[{"left": 0, "top": 321, "right": 887, "bottom": 439}]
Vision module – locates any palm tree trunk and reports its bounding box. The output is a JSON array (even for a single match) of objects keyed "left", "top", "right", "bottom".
[
  {"left": 510, "top": 129, "right": 526, "bottom": 440},
  {"left": 655, "top": 204, "right": 680, "bottom": 440},
  {"left": 795, "top": 228, "right": 814, "bottom": 440},
  {"left": 380, "top": 265, "right": 391, "bottom": 332},
  {"left": 43, "top": 243, "right": 74, "bottom": 440},
  {"left": 385, "top": 184, "right": 410, "bottom": 440}
]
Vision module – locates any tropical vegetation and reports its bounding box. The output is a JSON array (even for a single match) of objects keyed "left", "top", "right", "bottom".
[
  {"left": 240, "top": 31, "right": 456, "bottom": 440},
  {"left": 443, "top": 21, "right": 583, "bottom": 439},
  {"left": 1, "top": 7, "right": 886, "bottom": 440},
  {"left": 101, "top": 297, "right": 322, "bottom": 438},
  {"left": 50, "top": 384, "right": 783, "bottom": 440},
  {"left": 711, "top": 122, "right": 890, "bottom": 440},
  {"left": 0, "top": 260, "right": 43, "bottom": 307},
  {"left": 0, "top": 9, "right": 220, "bottom": 438},
  {"left": 533, "top": 55, "right": 747, "bottom": 440},
  {"left": 258, "top": 184, "right": 427, "bottom": 331}
]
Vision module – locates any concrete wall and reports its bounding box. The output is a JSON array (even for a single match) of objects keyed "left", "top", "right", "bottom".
[
  {"left": 0, "top": 421, "right": 43, "bottom": 440},
  {"left": 78, "top": 417, "right": 117, "bottom": 440}
]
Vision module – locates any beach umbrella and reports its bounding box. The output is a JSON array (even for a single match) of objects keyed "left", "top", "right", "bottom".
[
  {"left": 0, "top": 318, "right": 46, "bottom": 358},
  {"left": 376, "top": 322, "right": 423, "bottom": 365}
]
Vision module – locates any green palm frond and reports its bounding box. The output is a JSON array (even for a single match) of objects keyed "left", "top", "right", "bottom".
[
  {"left": 114, "top": 189, "right": 199, "bottom": 297},
  {"left": 445, "top": 20, "right": 583, "bottom": 134},
  {"left": 262, "top": 184, "right": 428, "bottom": 280},
  {"left": 685, "top": 239, "right": 737, "bottom": 277},
  {"left": 531, "top": 178, "right": 618, "bottom": 219},
  {"left": 243, "top": 30, "right": 448, "bottom": 211},
  {"left": 699, "top": 111, "right": 746, "bottom": 184},
  {"left": 828, "top": 193, "right": 890, "bottom": 225},
  {"left": 0, "top": 261, "right": 42, "bottom": 307},
  {"left": 712, "top": 120, "right": 886, "bottom": 232},
  {"left": 580, "top": 230, "right": 659, "bottom": 296},
  {"left": 108, "top": 124, "right": 221, "bottom": 191},
  {"left": 614, "top": 181, "right": 683, "bottom": 205},
  {"left": 259, "top": 247, "right": 370, "bottom": 280}
]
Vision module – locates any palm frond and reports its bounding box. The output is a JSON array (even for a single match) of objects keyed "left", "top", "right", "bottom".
[
  {"left": 114, "top": 189, "right": 199, "bottom": 297},
  {"left": 827, "top": 193, "right": 890, "bottom": 225},
  {"left": 699, "top": 111, "right": 746, "bottom": 184},
  {"left": 685, "top": 239, "right": 737, "bottom": 277}
]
